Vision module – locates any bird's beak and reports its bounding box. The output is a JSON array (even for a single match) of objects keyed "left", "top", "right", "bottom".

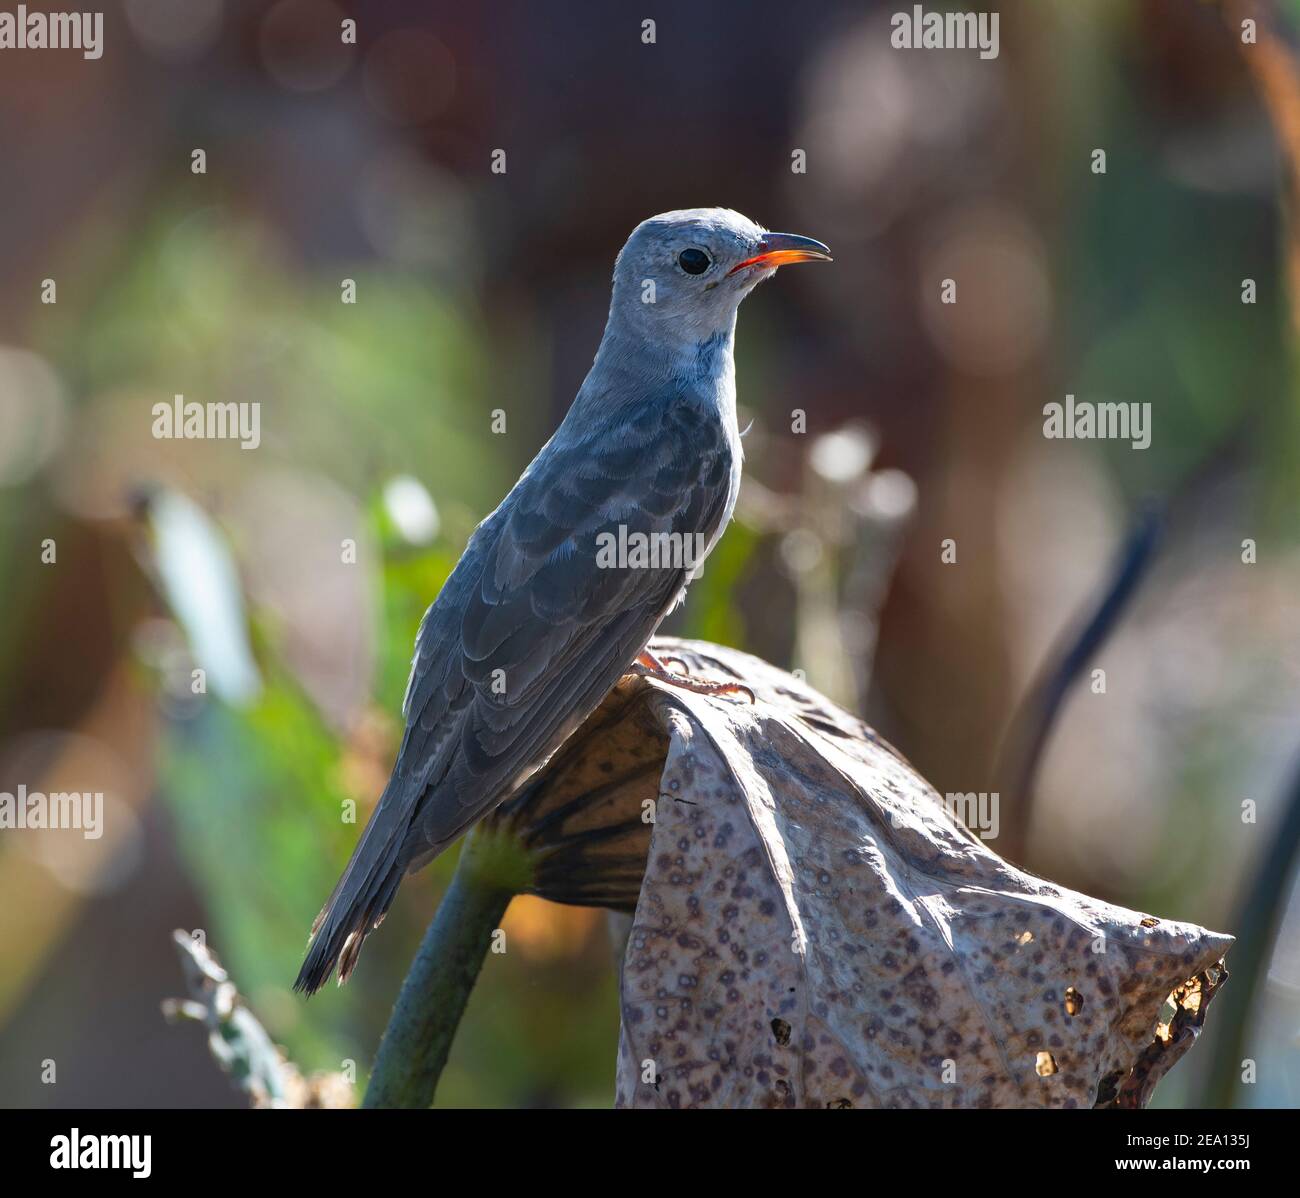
[{"left": 728, "top": 232, "right": 833, "bottom": 275}]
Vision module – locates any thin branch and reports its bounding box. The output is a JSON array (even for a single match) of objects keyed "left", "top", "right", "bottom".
[{"left": 164, "top": 930, "right": 352, "bottom": 1108}]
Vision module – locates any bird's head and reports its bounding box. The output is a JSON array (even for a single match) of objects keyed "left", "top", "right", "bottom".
[{"left": 607, "top": 207, "right": 831, "bottom": 350}]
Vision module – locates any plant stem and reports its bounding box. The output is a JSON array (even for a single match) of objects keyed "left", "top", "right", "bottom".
[
  {"left": 1200, "top": 754, "right": 1300, "bottom": 1109},
  {"left": 362, "top": 827, "right": 524, "bottom": 1108}
]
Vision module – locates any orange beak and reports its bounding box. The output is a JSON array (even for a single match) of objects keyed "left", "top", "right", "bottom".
[{"left": 727, "top": 232, "right": 833, "bottom": 275}]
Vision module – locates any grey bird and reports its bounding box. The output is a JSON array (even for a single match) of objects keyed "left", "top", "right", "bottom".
[{"left": 295, "top": 208, "right": 830, "bottom": 993}]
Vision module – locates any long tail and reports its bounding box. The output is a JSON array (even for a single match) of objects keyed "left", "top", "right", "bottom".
[{"left": 294, "top": 780, "right": 415, "bottom": 995}]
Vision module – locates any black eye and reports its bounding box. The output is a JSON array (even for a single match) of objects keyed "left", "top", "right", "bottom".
[{"left": 678, "top": 248, "right": 712, "bottom": 275}]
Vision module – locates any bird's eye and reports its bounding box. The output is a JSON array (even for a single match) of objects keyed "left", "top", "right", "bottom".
[{"left": 678, "top": 248, "right": 712, "bottom": 275}]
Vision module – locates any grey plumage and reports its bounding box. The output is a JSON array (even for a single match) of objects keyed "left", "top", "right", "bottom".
[{"left": 296, "top": 208, "right": 829, "bottom": 993}]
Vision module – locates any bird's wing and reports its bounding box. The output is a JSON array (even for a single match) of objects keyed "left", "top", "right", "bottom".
[
  {"left": 296, "top": 394, "right": 734, "bottom": 991},
  {"left": 410, "top": 393, "right": 734, "bottom": 843}
]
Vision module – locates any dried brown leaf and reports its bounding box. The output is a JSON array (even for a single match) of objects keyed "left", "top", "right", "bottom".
[
  {"left": 608, "top": 640, "right": 1232, "bottom": 1108},
  {"left": 487, "top": 637, "right": 1232, "bottom": 1109}
]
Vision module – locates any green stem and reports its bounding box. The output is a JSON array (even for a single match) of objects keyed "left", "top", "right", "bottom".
[
  {"left": 1200, "top": 754, "right": 1300, "bottom": 1108},
  {"left": 362, "top": 827, "right": 526, "bottom": 1109}
]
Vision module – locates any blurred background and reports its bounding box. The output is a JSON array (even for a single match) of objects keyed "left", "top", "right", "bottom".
[{"left": 2, "top": 0, "right": 1299, "bottom": 1108}]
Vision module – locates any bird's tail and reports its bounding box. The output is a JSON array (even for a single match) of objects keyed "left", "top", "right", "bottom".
[{"left": 294, "top": 781, "right": 413, "bottom": 995}]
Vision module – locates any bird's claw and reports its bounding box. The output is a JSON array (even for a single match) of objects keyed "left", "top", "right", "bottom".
[{"left": 629, "top": 652, "right": 756, "bottom": 704}]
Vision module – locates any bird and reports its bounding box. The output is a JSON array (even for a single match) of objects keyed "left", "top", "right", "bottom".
[{"left": 295, "top": 208, "right": 831, "bottom": 993}]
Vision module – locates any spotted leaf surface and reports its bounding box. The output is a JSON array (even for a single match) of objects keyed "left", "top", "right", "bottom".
[{"left": 611, "top": 640, "right": 1231, "bottom": 1109}]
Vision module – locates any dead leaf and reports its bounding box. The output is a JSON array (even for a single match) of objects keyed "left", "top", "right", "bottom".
[{"left": 486, "top": 638, "right": 1232, "bottom": 1109}]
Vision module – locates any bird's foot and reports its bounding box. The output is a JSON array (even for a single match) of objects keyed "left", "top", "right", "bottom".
[{"left": 629, "top": 650, "right": 756, "bottom": 704}]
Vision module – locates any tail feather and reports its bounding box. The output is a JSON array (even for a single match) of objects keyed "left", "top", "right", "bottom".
[{"left": 294, "top": 784, "right": 414, "bottom": 995}]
